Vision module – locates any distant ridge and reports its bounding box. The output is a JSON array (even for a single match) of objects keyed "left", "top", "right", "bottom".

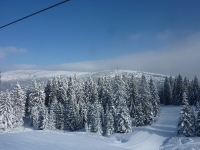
[{"left": 1, "top": 70, "right": 169, "bottom": 91}]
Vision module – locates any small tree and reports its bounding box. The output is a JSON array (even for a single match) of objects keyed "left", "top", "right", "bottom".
[
  {"left": 177, "top": 92, "right": 194, "bottom": 137},
  {"left": 149, "top": 78, "right": 160, "bottom": 117},
  {"left": 0, "top": 91, "right": 14, "bottom": 131},
  {"left": 163, "top": 77, "right": 172, "bottom": 105}
]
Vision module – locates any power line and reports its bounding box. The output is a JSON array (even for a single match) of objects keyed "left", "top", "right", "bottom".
[{"left": 0, "top": 0, "right": 70, "bottom": 29}]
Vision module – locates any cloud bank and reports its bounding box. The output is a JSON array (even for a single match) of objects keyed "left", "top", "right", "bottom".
[
  {"left": 4, "top": 31, "right": 200, "bottom": 79},
  {"left": 0, "top": 47, "right": 27, "bottom": 59}
]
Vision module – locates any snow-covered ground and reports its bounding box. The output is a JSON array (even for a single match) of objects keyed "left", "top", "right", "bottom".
[
  {"left": 1, "top": 70, "right": 89, "bottom": 81},
  {"left": 1, "top": 69, "right": 167, "bottom": 92},
  {"left": 1, "top": 69, "right": 168, "bottom": 82},
  {"left": 1, "top": 106, "right": 199, "bottom": 150}
]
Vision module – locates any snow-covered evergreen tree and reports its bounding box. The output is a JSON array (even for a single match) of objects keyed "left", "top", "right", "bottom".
[
  {"left": 177, "top": 92, "right": 194, "bottom": 137},
  {"left": 169, "top": 76, "right": 174, "bottom": 92},
  {"left": 11, "top": 83, "right": 26, "bottom": 128},
  {"left": 64, "top": 77, "right": 81, "bottom": 131},
  {"left": 134, "top": 97, "right": 144, "bottom": 127},
  {"left": 85, "top": 102, "right": 103, "bottom": 135},
  {"left": 163, "top": 76, "right": 172, "bottom": 105},
  {"left": 44, "top": 79, "right": 52, "bottom": 107},
  {"left": 46, "top": 107, "right": 56, "bottom": 130},
  {"left": 48, "top": 77, "right": 59, "bottom": 107},
  {"left": 174, "top": 74, "right": 184, "bottom": 105},
  {"left": 104, "top": 105, "right": 115, "bottom": 135},
  {"left": 128, "top": 74, "right": 138, "bottom": 118},
  {"left": 0, "top": 90, "right": 14, "bottom": 132},
  {"left": 138, "top": 74, "right": 154, "bottom": 125},
  {"left": 191, "top": 75, "right": 199, "bottom": 105},
  {"left": 73, "top": 75, "right": 85, "bottom": 129},
  {"left": 28, "top": 81, "right": 45, "bottom": 127},
  {"left": 149, "top": 78, "right": 160, "bottom": 117},
  {"left": 113, "top": 74, "right": 132, "bottom": 133}
]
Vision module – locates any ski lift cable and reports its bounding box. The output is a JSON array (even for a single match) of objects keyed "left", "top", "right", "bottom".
[{"left": 0, "top": 0, "right": 70, "bottom": 29}]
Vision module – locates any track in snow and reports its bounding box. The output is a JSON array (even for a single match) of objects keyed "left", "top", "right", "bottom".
[{"left": 110, "top": 105, "right": 181, "bottom": 150}]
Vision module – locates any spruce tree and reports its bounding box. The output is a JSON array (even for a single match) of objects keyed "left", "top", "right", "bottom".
[
  {"left": 174, "top": 74, "right": 184, "bottom": 105},
  {"left": 11, "top": 83, "right": 26, "bottom": 128},
  {"left": 44, "top": 79, "right": 52, "bottom": 107},
  {"left": 163, "top": 77, "right": 172, "bottom": 105},
  {"left": 191, "top": 75, "right": 199, "bottom": 105},
  {"left": 177, "top": 92, "right": 194, "bottom": 137},
  {"left": 105, "top": 105, "right": 115, "bottom": 135},
  {"left": 138, "top": 74, "right": 154, "bottom": 125},
  {"left": 149, "top": 78, "right": 160, "bottom": 117},
  {"left": 128, "top": 74, "right": 138, "bottom": 118},
  {"left": 113, "top": 75, "right": 132, "bottom": 133},
  {"left": 0, "top": 90, "right": 14, "bottom": 131},
  {"left": 134, "top": 97, "right": 144, "bottom": 127},
  {"left": 28, "top": 81, "right": 45, "bottom": 127}
]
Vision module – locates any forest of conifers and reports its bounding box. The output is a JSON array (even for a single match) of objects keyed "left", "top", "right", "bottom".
[{"left": 0, "top": 73, "right": 200, "bottom": 137}]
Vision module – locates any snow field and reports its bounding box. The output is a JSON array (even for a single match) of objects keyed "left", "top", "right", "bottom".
[{"left": 1, "top": 105, "right": 195, "bottom": 150}]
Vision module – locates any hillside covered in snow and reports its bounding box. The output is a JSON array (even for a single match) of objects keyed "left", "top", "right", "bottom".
[{"left": 1, "top": 69, "right": 168, "bottom": 91}]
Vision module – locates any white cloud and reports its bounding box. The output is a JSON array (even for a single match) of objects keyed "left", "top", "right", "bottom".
[
  {"left": 0, "top": 47, "right": 27, "bottom": 59},
  {"left": 4, "top": 31, "right": 200, "bottom": 79}
]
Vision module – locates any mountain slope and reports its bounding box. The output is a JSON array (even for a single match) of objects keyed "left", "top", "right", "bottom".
[{"left": 1, "top": 69, "right": 168, "bottom": 91}]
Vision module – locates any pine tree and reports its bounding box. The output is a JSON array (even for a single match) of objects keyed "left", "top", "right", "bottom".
[
  {"left": 73, "top": 75, "right": 85, "bottom": 129},
  {"left": 46, "top": 108, "right": 56, "bottom": 130},
  {"left": 37, "top": 109, "right": 45, "bottom": 130},
  {"left": 65, "top": 77, "right": 80, "bottom": 131},
  {"left": 105, "top": 105, "right": 115, "bottom": 135},
  {"left": 85, "top": 102, "right": 103, "bottom": 135},
  {"left": 138, "top": 74, "right": 154, "bottom": 125},
  {"left": 11, "top": 83, "right": 26, "bottom": 128},
  {"left": 191, "top": 75, "right": 199, "bottom": 105},
  {"left": 0, "top": 90, "right": 14, "bottom": 131},
  {"left": 57, "top": 79, "right": 67, "bottom": 105},
  {"left": 134, "top": 97, "right": 144, "bottom": 127},
  {"left": 44, "top": 79, "right": 52, "bottom": 107},
  {"left": 177, "top": 92, "right": 194, "bottom": 137},
  {"left": 113, "top": 75, "right": 132, "bottom": 133},
  {"left": 149, "top": 78, "right": 160, "bottom": 117},
  {"left": 28, "top": 81, "right": 45, "bottom": 127},
  {"left": 169, "top": 76, "right": 174, "bottom": 92},
  {"left": 48, "top": 77, "right": 59, "bottom": 107},
  {"left": 163, "top": 77, "right": 172, "bottom": 105},
  {"left": 174, "top": 74, "right": 184, "bottom": 105},
  {"left": 128, "top": 74, "right": 138, "bottom": 118}
]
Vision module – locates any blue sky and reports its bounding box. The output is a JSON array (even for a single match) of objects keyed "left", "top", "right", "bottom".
[{"left": 0, "top": 0, "right": 200, "bottom": 78}]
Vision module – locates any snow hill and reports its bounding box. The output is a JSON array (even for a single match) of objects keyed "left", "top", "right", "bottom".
[
  {"left": 1, "top": 69, "right": 168, "bottom": 91},
  {"left": 1, "top": 106, "right": 200, "bottom": 150}
]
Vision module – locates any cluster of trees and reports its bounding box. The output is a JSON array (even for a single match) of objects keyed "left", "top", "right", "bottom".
[
  {"left": 162, "top": 75, "right": 200, "bottom": 107},
  {"left": 0, "top": 83, "right": 26, "bottom": 131},
  {"left": 177, "top": 92, "right": 200, "bottom": 137},
  {"left": 0, "top": 73, "right": 160, "bottom": 135}
]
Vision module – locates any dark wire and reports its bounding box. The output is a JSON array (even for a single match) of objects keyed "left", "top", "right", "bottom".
[{"left": 0, "top": 0, "right": 70, "bottom": 29}]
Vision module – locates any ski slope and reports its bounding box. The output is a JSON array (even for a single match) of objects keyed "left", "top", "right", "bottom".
[{"left": 0, "top": 106, "right": 200, "bottom": 150}]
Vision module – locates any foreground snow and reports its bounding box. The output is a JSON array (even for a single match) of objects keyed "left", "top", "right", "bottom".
[{"left": 0, "top": 106, "right": 200, "bottom": 150}]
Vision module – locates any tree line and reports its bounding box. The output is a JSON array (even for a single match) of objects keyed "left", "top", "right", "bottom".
[
  {"left": 0, "top": 73, "right": 160, "bottom": 135},
  {"left": 161, "top": 74, "right": 200, "bottom": 107}
]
